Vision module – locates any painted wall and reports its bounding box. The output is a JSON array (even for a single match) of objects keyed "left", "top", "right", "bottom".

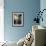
[
  {"left": 4, "top": 0, "right": 40, "bottom": 42},
  {"left": 40, "top": 0, "right": 46, "bottom": 27}
]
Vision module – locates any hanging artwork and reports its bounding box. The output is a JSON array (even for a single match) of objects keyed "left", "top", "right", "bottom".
[{"left": 12, "top": 12, "right": 24, "bottom": 27}]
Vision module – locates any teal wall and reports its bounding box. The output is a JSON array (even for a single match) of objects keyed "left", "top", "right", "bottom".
[{"left": 4, "top": 0, "right": 40, "bottom": 42}]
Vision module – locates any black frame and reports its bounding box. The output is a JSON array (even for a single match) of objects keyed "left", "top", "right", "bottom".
[{"left": 12, "top": 12, "right": 24, "bottom": 27}]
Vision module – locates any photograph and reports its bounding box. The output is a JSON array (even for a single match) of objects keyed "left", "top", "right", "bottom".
[{"left": 12, "top": 12, "right": 24, "bottom": 27}]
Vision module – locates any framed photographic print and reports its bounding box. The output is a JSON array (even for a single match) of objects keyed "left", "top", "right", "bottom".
[{"left": 12, "top": 12, "right": 24, "bottom": 27}]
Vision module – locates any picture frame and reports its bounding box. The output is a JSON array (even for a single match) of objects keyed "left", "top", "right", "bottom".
[{"left": 12, "top": 12, "right": 24, "bottom": 27}]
